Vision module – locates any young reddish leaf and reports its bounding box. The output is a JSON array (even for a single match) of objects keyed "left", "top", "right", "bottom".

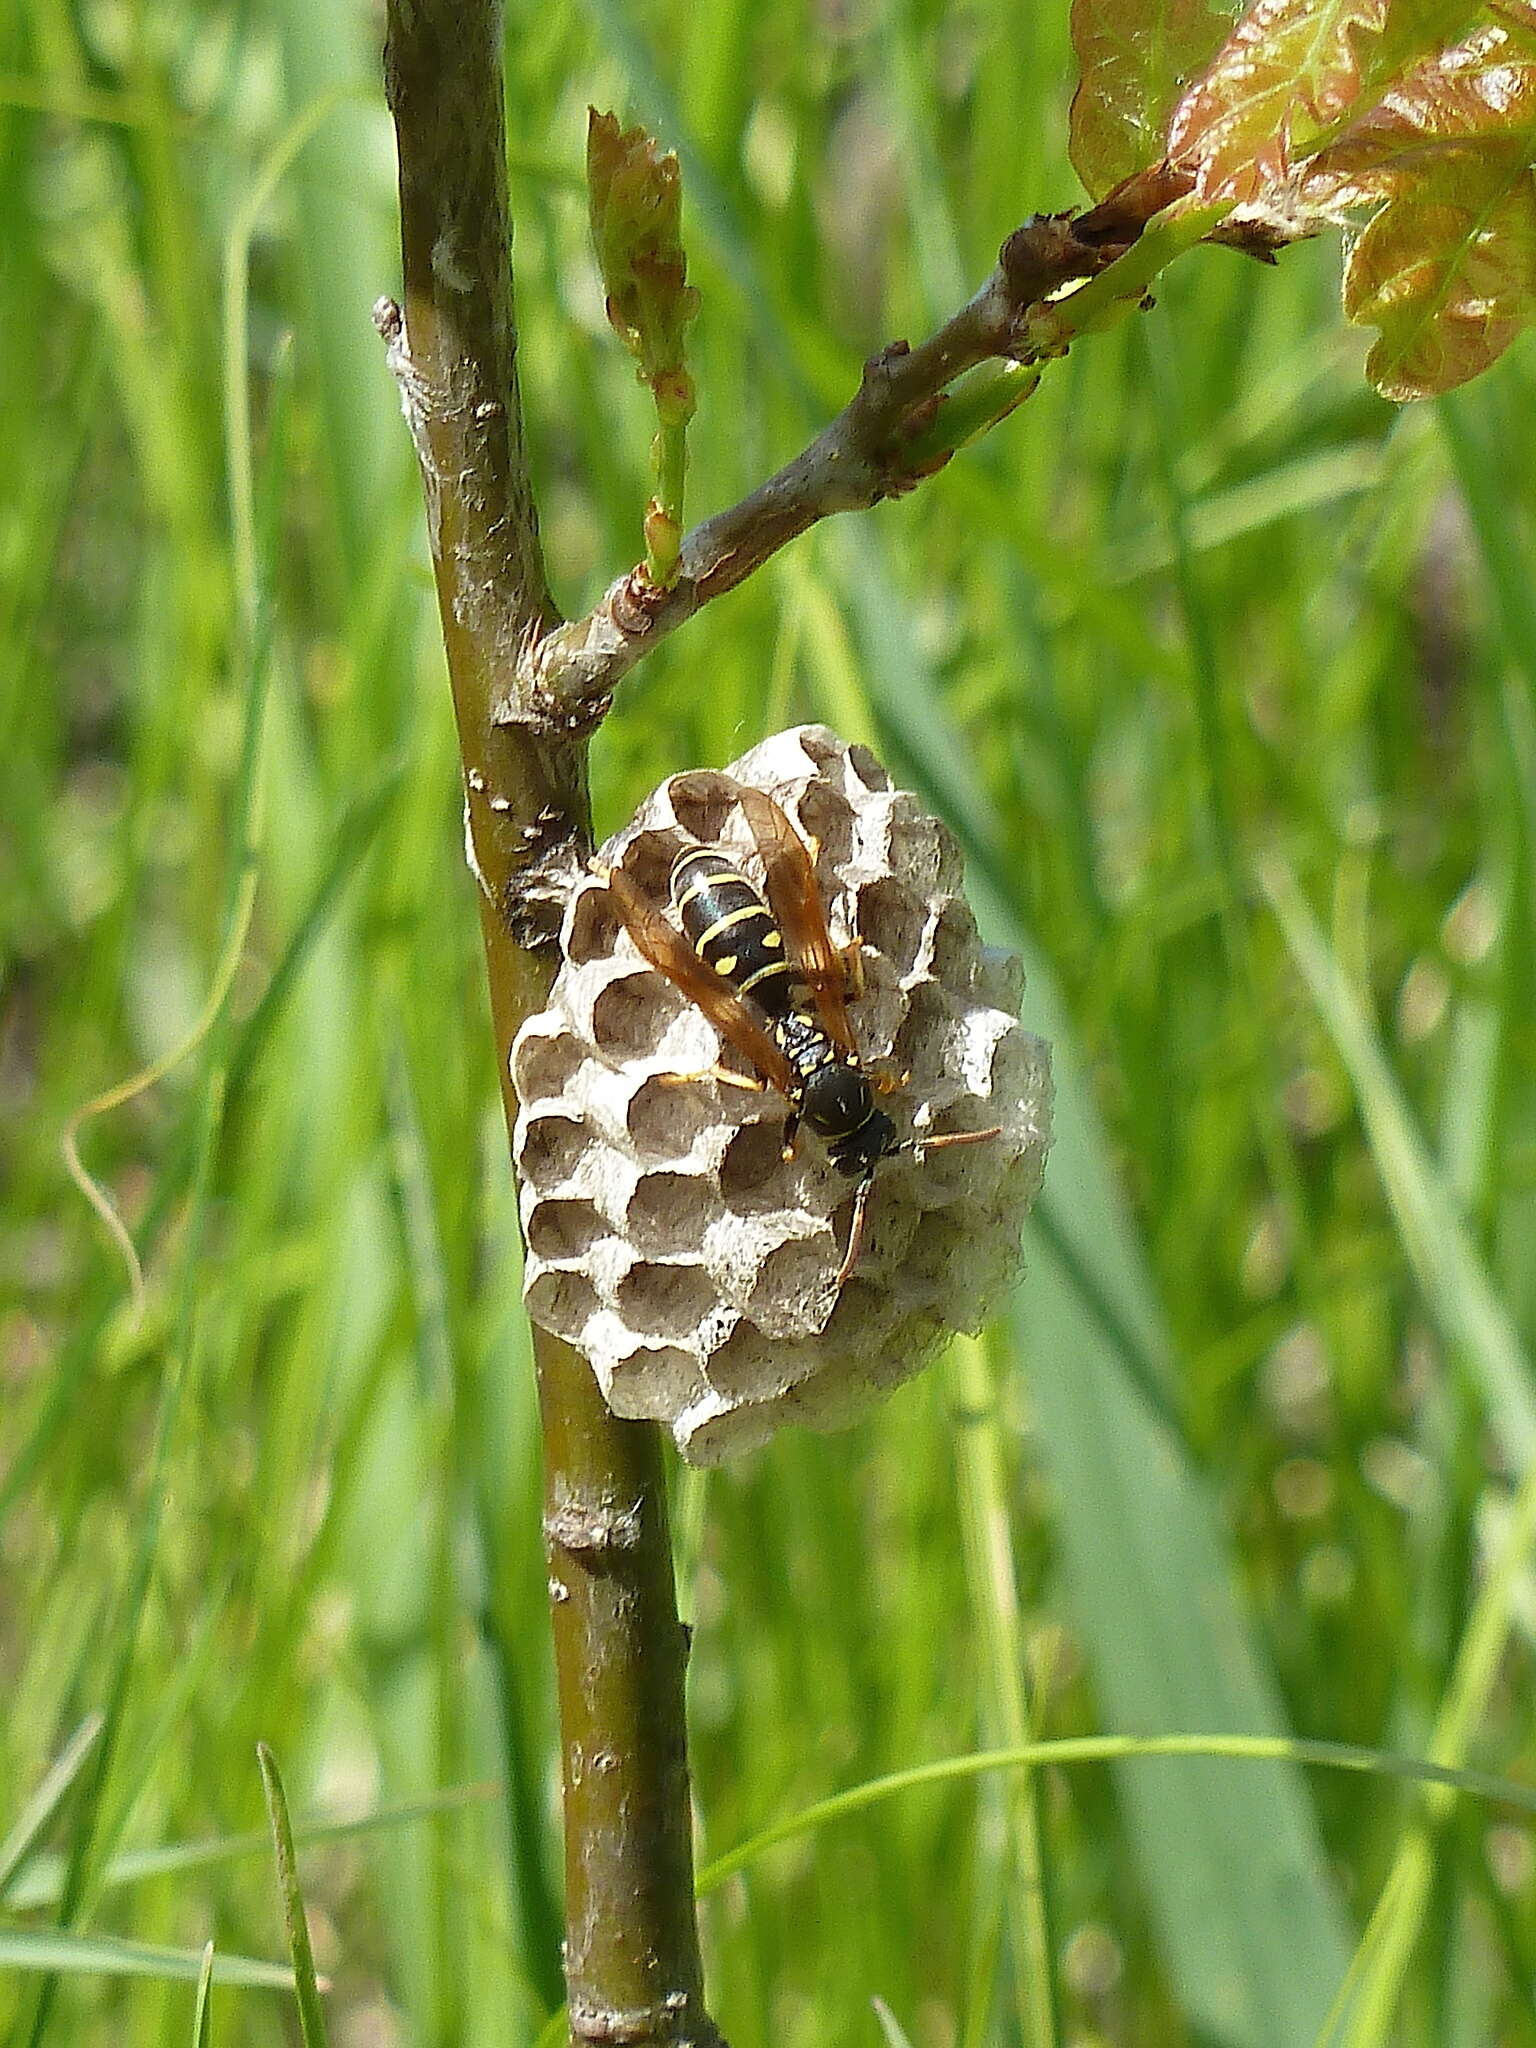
[
  {"left": 1069, "top": 0, "right": 1239, "bottom": 196},
  {"left": 1302, "top": 19, "right": 1536, "bottom": 192},
  {"left": 1346, "top": 187, "right": 1536, "bottom": 393},
  {"left": 1304, "top": 23, "right": 1536, "bottom": 394},
  {"left": 1168, "top": 0, "right": 1484, "bottom": 201}
]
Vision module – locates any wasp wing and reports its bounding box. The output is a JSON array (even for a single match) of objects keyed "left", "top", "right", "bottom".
[
  {"left": 605, "top": 866, "right": 798, "bottom": 1097},
  {"left": 734, "top": 785, "right": 859, "bottom": 1058}
]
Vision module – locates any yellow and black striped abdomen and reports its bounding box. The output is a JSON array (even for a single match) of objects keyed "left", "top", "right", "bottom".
[{"left": 671, "top": 847, "right": 795, "bottom": 1016}]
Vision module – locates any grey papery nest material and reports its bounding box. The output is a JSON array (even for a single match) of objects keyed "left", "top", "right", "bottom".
[{"left": 510, "top": 725, "right": 1052, "bottom": 1464}]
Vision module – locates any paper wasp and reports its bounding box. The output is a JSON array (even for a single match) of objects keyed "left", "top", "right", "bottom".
[{"left": 605, "top": 784, "right": 999, "bottom": 1284}]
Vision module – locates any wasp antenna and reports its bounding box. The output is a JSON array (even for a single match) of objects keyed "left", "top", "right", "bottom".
[{"left": 836, "top": 1173, "right": 876, "bottom": 1286}]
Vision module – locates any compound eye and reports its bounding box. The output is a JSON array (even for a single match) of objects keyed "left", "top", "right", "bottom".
[{"left": 856, "top": 1107, "right": 897, "bottom": 1168}]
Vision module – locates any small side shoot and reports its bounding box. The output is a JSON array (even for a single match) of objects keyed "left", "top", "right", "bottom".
[{"left": 586, "top": 109, "right": 700, "bottom": 592}]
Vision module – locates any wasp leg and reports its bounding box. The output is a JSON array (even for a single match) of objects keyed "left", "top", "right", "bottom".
[
  {"left": 841, "top": 936, "right": 866, "bottom": 1001},
  {"left": 658, "top": 1064, "right": 768, "bottom": 1092},
  {"left": 780, "top": 1110, "right": 801, "bottom": 1161},
  {"left": 866, "top": 1058, "right": 911, "bottom": 1097},
  {"left": 836, "top": 1173, "right": 876, "bottom": 1285}
]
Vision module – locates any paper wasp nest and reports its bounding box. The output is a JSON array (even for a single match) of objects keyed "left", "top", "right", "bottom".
[{"left": 511, "top": 726, "right": 1050, "bottom": 1464}]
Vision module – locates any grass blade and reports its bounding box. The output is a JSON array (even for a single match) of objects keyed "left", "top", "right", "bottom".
[
  {"left": 947, "top": 1335, "right": 1057, "bottom": 2048},
  {"left": 834, "top": 527, "right": 1353, "bottom": 2047},
  {"left": 871, "top": 1995, "right": 918, "bottom": 2048},
  {"left": 1262, "top": 861, "right": 1536, "bottom": 1460},
  {"left": 1263, "top": 860, "right": 1536, "bottom": 2045},
  {"left": 190, "top": 1941, "right": 214, "bottom": 2047},
  {"left": 0, "top": 1716, "right": 103, "bottom": 1902},
  {"left": 0, "top": 1928, "right": 290, "bottom": 1992},
  {"left": 4, "top": 1784, "right": 497, "bottom": 1915},
  {"left": 695, "top": 1734, "right": 1536, "bottom": 1894},
  {"left": 256, "top": 1744, "right": 331, "bottom": 2047}
]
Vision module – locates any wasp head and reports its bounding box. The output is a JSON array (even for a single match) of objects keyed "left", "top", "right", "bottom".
[{"left": 805, "top": 1070, "right": 897, "bottom": 1178}]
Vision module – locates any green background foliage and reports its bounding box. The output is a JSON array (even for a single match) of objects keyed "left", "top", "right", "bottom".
[{"left": 3, "top": 0, "right": 1535, "bottom": 2043}]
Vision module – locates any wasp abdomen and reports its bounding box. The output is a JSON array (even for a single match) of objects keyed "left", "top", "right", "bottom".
[{"left": 671, "top": 848, "right": 795, "bottom": 1014}]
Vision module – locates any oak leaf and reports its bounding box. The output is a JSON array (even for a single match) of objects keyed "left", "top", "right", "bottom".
[
  {"left": 1167, "top": 0, "right": 1483, "bottom": 201},
  {"left": 1302, "top": 22, "right": 1536, "bottom": 393},
  {"left": 1069, "top": 0, "right": 1239, "bottom": 194}
]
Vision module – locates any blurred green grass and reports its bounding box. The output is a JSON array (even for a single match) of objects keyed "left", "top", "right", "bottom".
[{"left": 3, "top": 0, "right": 1536, "bottom": 2044}]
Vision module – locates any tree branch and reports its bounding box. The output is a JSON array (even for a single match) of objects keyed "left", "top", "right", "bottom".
[
  {"left": 380, "top": 4, "right": 722, "bottom": 2042},
  {"left": 514, "top": 162, "right": 1212, "bottom": 728},
  {"left": 377, "top": 32, "right": 1246, "bottom": 2024}
]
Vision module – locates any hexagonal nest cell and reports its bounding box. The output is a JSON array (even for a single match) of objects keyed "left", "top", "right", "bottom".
[{"left": 511, "top": 724, "right": 1051, "bottom": 1464}]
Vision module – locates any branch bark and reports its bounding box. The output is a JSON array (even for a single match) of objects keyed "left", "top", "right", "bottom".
[{"left": 380, "top": 4, "right": 721, "bottom": 2042}]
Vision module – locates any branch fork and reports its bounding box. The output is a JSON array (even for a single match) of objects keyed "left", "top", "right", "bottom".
[{"left": 509, "top": 160, "right": 1224, "bottom": 740}]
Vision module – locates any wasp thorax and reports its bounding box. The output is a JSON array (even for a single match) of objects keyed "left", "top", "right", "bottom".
[{"left": 511, "top": 725, "right": 1051, "bottom": 1465}]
